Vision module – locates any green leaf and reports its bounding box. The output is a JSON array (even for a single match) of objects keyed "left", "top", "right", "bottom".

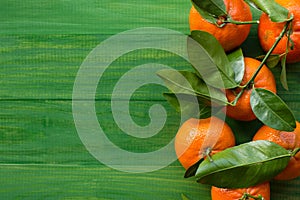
[
  {"left": 227, "top": 48, "right": 244, "bottom": 84},
  {"left": 245, "top": 0, "right": 289, "bottom": 22},
  {"left": 250, "top": 88, "right": 296, "bottom": 131},
  {"left": 163, "top": 93, "right": 213, "bottom": 119},
  {"left": 191, "top": 0, "right": 226, "bottom": 17},
  {"left": 191, "top": 0, "right": 226, "bottom": 25},
  {"left": 188, "top": 31, "right": 238, "bottom": 89},
  {"left": 157, "top": 69, "right": 228, "bottom": 105},
  {"left": 184, "top": 158, "right": 204, "bottom": 178},
  {"left": 195, "top": 140, "right": 291, "bottom": 188},
  {"left": 280, "top": 54, "right": 289, "bottom": 90},
  {"left": 256, "top": 54, "right": 281, "bottom": 69}
]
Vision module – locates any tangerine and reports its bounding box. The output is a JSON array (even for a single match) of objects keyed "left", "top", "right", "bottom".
[
  {"left": 189, "top": 0, "right": 252, "bottom": 52},
  {"left": 174, "top": 116, "right": 235, "bottom": 169},
  {"left": 211, "top": 182, "right": 270, "bottom": 200},
  {"left": 253, "top": 121, "right": 300, "bottom": 180},
  {"left": 258, "top": 0, "right": 300, "bottom": 63},
  {"left": 224, "top": 57, "right": 277, "bottom": 121}
]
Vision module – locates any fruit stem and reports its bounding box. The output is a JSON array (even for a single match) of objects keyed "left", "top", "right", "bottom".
[
  {"left": 226, "top": 18, "right": 259, "bottom": 25},
  {"left": 229, "top": 17, "right": 293, "bottom": 106},
  {"left": 230, "top": 86, "right": 244, "bottom": 106},
  {"left": 243, "top": 18, "right": 293, "bottom": 88},
  {"left": 291, "top": 147, "right": 300, "bottom": 157},
  {"left": 240, "top": 193, "right": 264, "bottom": 200},
  {"left": 204, "top": 147, "right": 213, "bottom": 162}
]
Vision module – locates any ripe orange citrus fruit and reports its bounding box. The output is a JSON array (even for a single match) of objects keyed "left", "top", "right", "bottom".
[
  {"left": 224, "top": 57, "right": 277, "bottom": 121},
  {"left": 211, "top": 182, "right": 270, "bottom": 200},
  {"left": 258, "top": 0, "right": 300, "bottom": 63},
  {"left": 189, "top": 0, "right": 252, "bottom": 52},
  {"left": 253, "top": 121, "right": 300, "bottom": 180},
  {"left": 174, "top": 116, "right": 235, "bottom": 169}
]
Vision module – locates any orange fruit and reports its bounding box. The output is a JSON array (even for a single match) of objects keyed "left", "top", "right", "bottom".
[
  {"left": 253, "top": 121, "right": 300, "bottom": 180},
  {"left": 174, "top": 116, "right": 235, "bottom": 169},
  {"left": 224, "top": 57, "right": 277, "bottom": 121},
  {"left": 211, "top": 182, "right": 270, "bottom": 200},
  {"left": 258, "top": 0, "right": 300, "bottom": 63},
  {"left": 189, "top": 0, "right": 252, "bottom": 52}
]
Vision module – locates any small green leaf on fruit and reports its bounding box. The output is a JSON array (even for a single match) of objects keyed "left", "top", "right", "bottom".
[
  {"left": 245, "top": 0, "right": 289, "bottom": 22},
  {"left": 184, "top": 158, "right": 204, "bottom": 178},
  {"left": 250, "top": 88, "right": 296, "bottom": 131},
  {"left": 157, "top": 69, "right": 228, "bottom": 105},
  {"left": 188, "top": 31, "right": 238, "bottom": 89},
  {"left": 256, "top": 54, "right": 281, "bottom": 68},
  {"left": 280, "top": 52, "right": 289, "bottom": 90},
  {"left": 195, "top": 140, "right": 291, "bottom": 188},
  {"left": 191, "top": 0, "right": 226, "bottom": 25},
  {"left": 163, "top": 93, "right": 213, "bottom": 119},
  {"left": 227, "top": 48, "right": 245, "bottom": 84}
]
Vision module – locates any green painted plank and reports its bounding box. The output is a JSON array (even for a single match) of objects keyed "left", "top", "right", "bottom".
[
  {"left": 0, "top": 165, "right": 210, "bottom": 199},
  {"left": 0, "top": 0, "right": 190, "bottom": 34},
  {"left": 0, "top": 100, "right": 181, "bottom": 164},
  {"left": 1, "top": 34, "right": 300, "bottom": 105},
  {"left": 0, "top": 35, "right": 191, "bottom": 100},
  {"left": 0, "top": 99, "right": 298, "bottom": 165},
  {"left": 0, "top": 34, "right": 101, "bottom": 99},
  {"left": 0, "top": 164, "right": 300, "bottom": 199}
]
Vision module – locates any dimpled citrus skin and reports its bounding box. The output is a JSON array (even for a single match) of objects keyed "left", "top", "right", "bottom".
[
  {"left": 211, "top": 182, "right": 270, "bottom": 200},
  {"left": 258, "top": 0, "right": 300, "bottom": 63},
  {"left": 224, "top": 57, "right": 277, "bottom": 121},
  {"left": 189, "top": 0, "right": 252, "bottom": 52},
  {"left": 253, "top": 121, "right": 300, "bottom": 180},
  {"left": 175, "top": 116, "right": 235, "bottom": 169}
]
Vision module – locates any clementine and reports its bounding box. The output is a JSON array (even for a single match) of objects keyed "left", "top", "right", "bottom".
[
  {"left": 253, "top": 121, "right": 300, "bottom": 180},
  {"left": 224, "top": 57, "right": 277, "bottom": 121},
  {"left": 211, "top": 182, "right": 270, "bottom": 200},
  {"left": 189, "top": 0, "right": 252, "bottom": 52},
  {"left": 258, "top": 0, "right": 300, "bottom": 63},
  {"left": 174, "top": 116, "right": 235, "bottom": 169}
]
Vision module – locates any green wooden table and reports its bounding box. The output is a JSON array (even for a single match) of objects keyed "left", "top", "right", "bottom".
[{"left": 1, "top": 0, "right": 299, "bottom": 199}]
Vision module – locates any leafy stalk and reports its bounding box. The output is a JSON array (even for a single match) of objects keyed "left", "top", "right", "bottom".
[
  {"left": 291, "top": 148, "right": 300, "bottom": 157},
  {"left": 230, "top": 86, "right": 246, "bottom": 106},
  {"left": 224, "top": 18, "right": 259, "bottom": 25},
  {"left": 229, "top": 17, "right": 293, "bottom": 106},
  {"left": 191, "top": 0, "right": 258, "bottom": 26},
  {"left": 244, "top": 16, "right": 293, "bottom": 88}
]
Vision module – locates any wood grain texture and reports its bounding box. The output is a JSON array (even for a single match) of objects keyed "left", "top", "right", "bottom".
[
  {"left": 0, "top": 0, "right": 300, "bottom": 199},
  {"left": 0, "top": 0, "right": 190, "bottom": 34},
  {"left": 0, "top": 165, "right": 210, "bottom": 199}
]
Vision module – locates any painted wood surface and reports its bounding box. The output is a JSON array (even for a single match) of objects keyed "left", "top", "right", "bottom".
[{"left": 1, "top": 0, "right": 300, "bottom": 199}]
